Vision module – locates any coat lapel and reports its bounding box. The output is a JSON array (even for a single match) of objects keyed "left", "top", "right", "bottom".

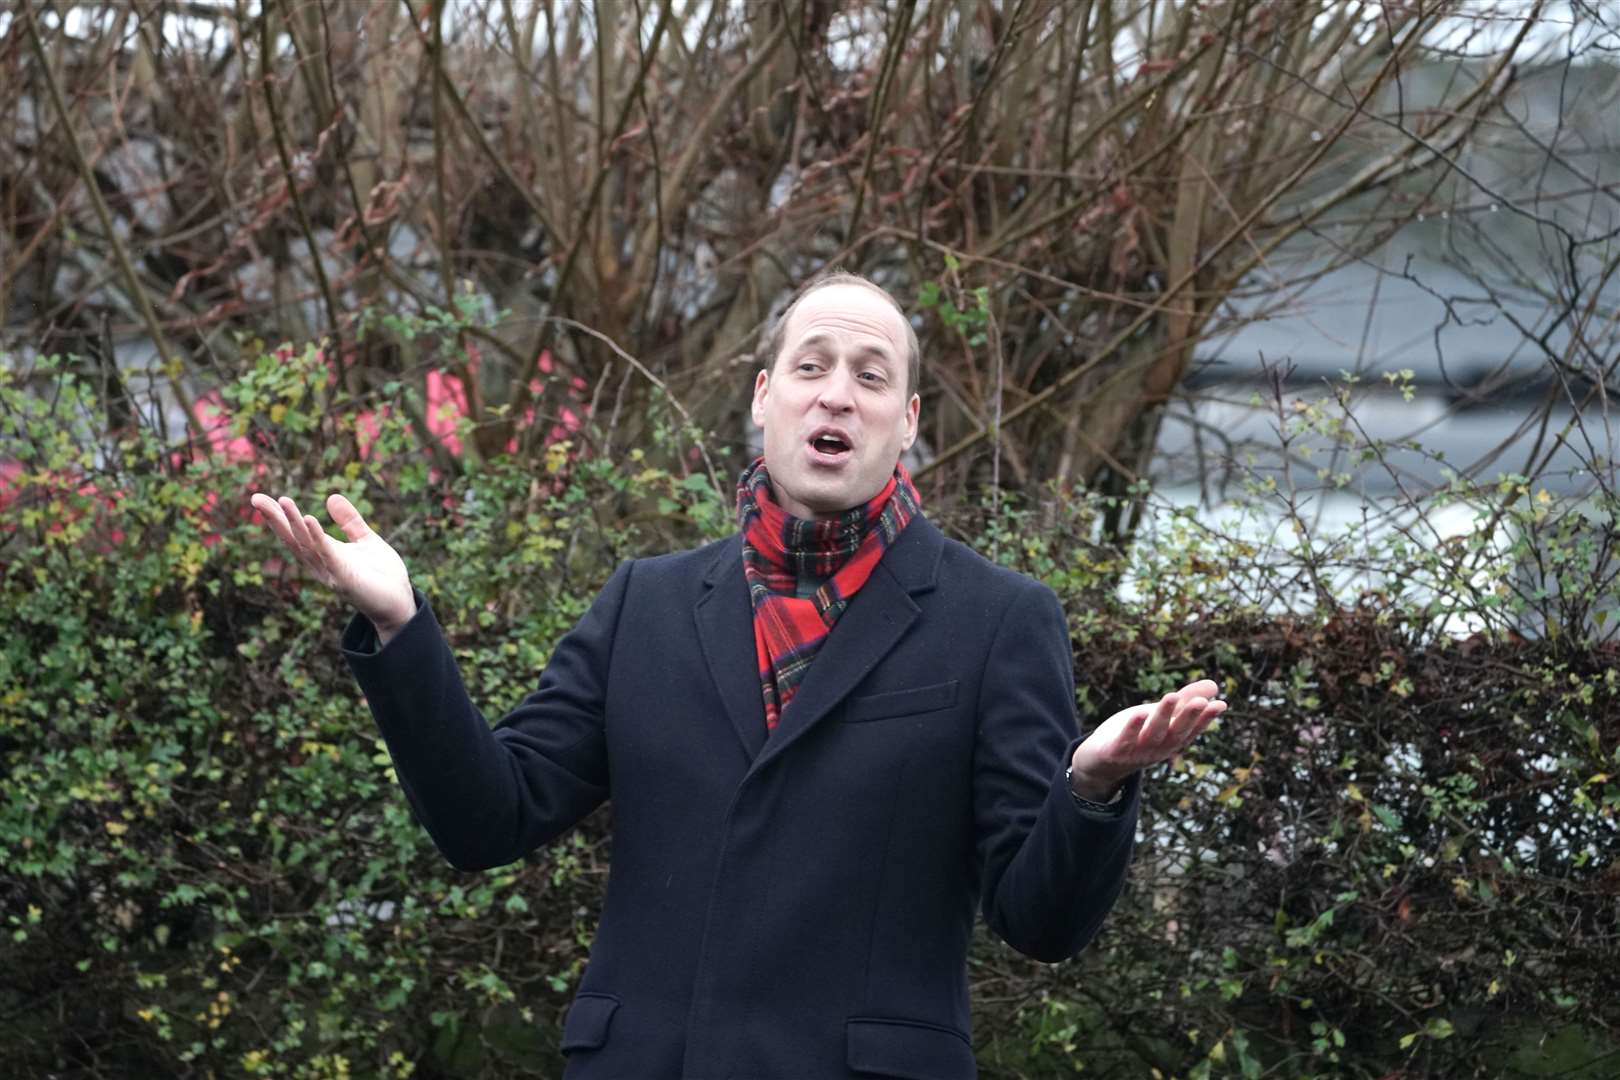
[
  {"left": 746, "top": 517, "right": 943, "bottom": 780},
  {"left": 695, "top": 536, "right": 767, "bottom": 761}
]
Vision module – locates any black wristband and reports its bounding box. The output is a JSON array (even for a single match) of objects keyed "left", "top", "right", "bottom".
[{"left": 1065, "top": 766, "right": 1125, "bottom": 813}]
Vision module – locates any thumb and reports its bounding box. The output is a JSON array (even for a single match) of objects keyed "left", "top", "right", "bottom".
[{"left": 326, "top": 493, "right": 373, "bottom": 541}]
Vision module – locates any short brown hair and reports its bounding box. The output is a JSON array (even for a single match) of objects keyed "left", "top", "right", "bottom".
[{"left": 759, "top": 270, "right": 920, "bottom": 397}]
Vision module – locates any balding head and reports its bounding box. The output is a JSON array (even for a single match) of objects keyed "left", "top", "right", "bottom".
[{"left": 760, "top": 271, "right": 919, "bottom": 398}]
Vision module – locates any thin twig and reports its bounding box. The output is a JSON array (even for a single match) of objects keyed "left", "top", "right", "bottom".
[
  {"left": 259, "top": 3, "right": 343, "bottom": 337},
  {"left": 544, "top": 315, "right": 723, "bottom": 499},
  {"left": 21, "top": 1, "right": 204, "bottom": 439}
]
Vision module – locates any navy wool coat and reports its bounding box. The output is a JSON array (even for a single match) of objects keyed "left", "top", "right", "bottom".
[{"left": 341, "top": 515, "right": 1142, "bottom": 1079}]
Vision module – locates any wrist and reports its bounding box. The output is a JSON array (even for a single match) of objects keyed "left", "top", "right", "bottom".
[
  {"left": 369, "top": 597, "right": 416, "bottom": 646},
  {"left": 1066, "top": 760, "right": 1125, "bottom": 802}
]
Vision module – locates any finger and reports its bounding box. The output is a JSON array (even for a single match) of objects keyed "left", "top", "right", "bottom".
[
  {"left": 279, "top": 497, "right": 318, "bottom": 561},
  {"left": 1163, "top": 696, "right": 1206, "bottom": 745},
  {"left": 327, "top": 493, "right": 372, "bottom": 541},
  {"left": 1111, "top": 703, "right": 1151, "bottom": 743},
  {"left": 304, "top": 514, "right": 340, "bottom": 586},
  {"left": 303, "top": 513, "right": 332, "bottom": 554},
  {"left": 1140, "top": 692, "right": 1178, "bottom": 744},
  {"left": 266, "top": 497, "right": 311, "bottom": 559},
  {"left": 1180, "top": 678, "right": 1220, "bottom": 700},
  {"left": 276, "top": 495, "right": 305, "bottom": 543},
  {"left": 1178, "top": 700, "right": 1226, "bottom": 748},
  {"left": 250, "top": 493, "right": 295, "bottom": 546},
  {"left": 1093, "top": 705, "right": 1145, "bottom": 754}
]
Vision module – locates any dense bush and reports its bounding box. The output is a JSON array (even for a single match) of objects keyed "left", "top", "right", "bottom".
[
  {"left": 968, "top": 496, "right": 1620, "bottom": 1079},
  {"left": 2, "top": 353, "right": 1616, "bottom": 1079}
]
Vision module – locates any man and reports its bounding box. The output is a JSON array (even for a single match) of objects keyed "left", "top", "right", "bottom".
[{"left": 250, "top": 272, "right": 1224, "bottom": 1078}]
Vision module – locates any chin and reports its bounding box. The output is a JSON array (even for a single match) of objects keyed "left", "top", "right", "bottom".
[
  {"left": 799, "top": 491, "right": 856, "bottom": 516},
  {"left": 767, "top": 452, "right": 889, "bottom": 516},
  {"left": 775, "top": 481, "right": 850, "bottom": 518}
]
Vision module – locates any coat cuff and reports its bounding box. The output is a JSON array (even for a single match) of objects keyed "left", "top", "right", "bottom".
[
  {"left": 1059, "top": 737, "right": 1143, "bottom": 822},
  {"left": 340, "top": 588, "right": 428, "bottom": 658}
]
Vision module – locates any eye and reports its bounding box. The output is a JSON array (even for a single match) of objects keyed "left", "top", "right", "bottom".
[{"left": 858, "top": 370, "right": 885, "bottom": 384}]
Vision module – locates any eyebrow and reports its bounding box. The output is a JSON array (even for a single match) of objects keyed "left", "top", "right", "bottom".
[{"left": 793, "top": 333, "right": 897, "bottom": 367}]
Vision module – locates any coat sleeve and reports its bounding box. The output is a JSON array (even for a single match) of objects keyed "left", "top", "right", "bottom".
[
  {"left": 973, "top": 578, "right": 1142, "bottom": 963},
  {"left": 339, "top": 560, "right": 632, "bottom": 871}
]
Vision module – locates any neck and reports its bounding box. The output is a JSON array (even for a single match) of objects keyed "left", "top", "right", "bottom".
[{"left": 775, "top": 493, "right": 849, "bottom": 521}]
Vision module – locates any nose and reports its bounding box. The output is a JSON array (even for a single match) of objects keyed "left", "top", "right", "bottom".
[{"left": 816, "top": 365, "right": 855, "bottom": 413}]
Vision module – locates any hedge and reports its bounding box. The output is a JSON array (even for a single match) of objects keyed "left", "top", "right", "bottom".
[{"left": 2, "top": 354, "right": 1616, "bottom": 1078}]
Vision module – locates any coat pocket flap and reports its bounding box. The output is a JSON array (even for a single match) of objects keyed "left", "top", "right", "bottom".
[
  {"left": 560, "top": 992, "right": 620, "bottom": 1052},
  {"left": 847, "top": 1016, "right": 975, "bottom": 1079},
  {"left": 845, "top": 680, "right": 959, "bottom": 723}
]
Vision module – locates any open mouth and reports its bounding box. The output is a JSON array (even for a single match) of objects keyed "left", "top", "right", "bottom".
[{"left": 811, "top": 434, "right": 851, "bottom": 456}]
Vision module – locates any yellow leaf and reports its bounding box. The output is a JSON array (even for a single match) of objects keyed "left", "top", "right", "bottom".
[
  {"left": 270, "top": 403, "right": 287, "bottom": 424},
  {"left": 104, "top": 821, "right": 128, "bottom": 836},
  {"left": 1347, "top": 783, "right": 1366, "bottom": 802}
]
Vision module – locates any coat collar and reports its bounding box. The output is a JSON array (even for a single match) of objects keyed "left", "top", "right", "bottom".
[{"left": 695, "top": 516, "right": 944, "bottom": 768}]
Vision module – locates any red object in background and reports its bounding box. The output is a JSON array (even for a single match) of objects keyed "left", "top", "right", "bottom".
[
  {"left": 0, "top": 460, "right": 128, "bottom": 550},
  {"left": 1, "top": 349, "right": 592, "bottom": 559},
  {"left": 188, "top": 389, "right": 258, "bottom": 463},
  {"left": 424, "top": 368, "right": 469, "bottom": 457}
]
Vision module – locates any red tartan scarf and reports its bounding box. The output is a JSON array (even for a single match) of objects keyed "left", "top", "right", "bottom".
[{"left": 737, "top": 457, "right": 920, "bottom": 733}]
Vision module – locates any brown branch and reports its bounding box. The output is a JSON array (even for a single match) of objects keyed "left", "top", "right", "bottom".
[
  {"left": 20, "top": 0, "right": 203, "bottom": 441},
  {"left": 259, "top": 2, "right": 342, "bottom": 337},
  {"left": 846, "top": 0, "right": 916, "bottom": 248},
  {"left": 916, "top": 3, "right": 1451, "bottom": 480}
]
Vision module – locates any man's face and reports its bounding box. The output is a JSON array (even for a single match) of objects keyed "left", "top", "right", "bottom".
[{"left": 751, "top": 282, "right": 920, "bottom": 519}]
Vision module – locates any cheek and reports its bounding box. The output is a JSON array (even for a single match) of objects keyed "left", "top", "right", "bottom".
[{"left": 877, "top": 404, "right": 910, "bottom": 442}]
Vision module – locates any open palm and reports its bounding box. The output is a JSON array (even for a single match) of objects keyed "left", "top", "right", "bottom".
[
  {"left": 1070, "top": 679, "right": 1227, "bottom": 794},
  {"left": 248, "top": 492, "right": 416, "bottom": 632}
]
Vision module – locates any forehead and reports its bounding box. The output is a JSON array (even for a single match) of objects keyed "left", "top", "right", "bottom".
[{"left": 782, "top": 283, "right": 907, "bottom": 361}]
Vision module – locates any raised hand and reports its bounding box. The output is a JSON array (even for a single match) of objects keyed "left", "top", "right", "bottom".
[
  {"left": 249, "top": 492, "right": 416, "bottom": 638},
  {"left": 1068, "top": 679, "right": 1227, "bottom": 800}
]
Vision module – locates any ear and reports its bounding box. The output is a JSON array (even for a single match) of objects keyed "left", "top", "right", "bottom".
[
  {"left": 899, "top": 392, "right": 920, "bottom": 453},
  {"left": 750, "top": 369, "right": 770, "bottom": 428}
]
